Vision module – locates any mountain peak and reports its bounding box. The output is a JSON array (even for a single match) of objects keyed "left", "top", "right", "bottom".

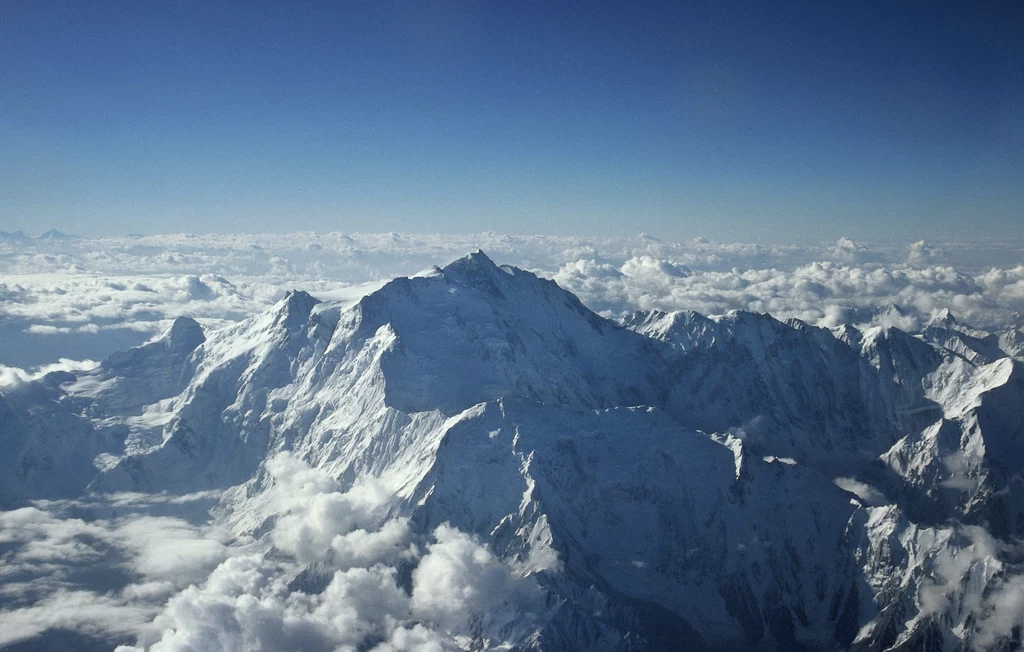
[
  {"left": 165, "top": 316, "right": 206, "bottom": 351},
  {"left": 38, "top": 228, "right": 74, "bottom": 240},
  {"left": 443, "top": 249, "right": 498, "bottom": 272},
  {"left": 282, "top": 289, "right": 319, "bottom": 309},
  {"left": 440, "top": 250, "right": 507, "bottom": 298},
  {"left": 928, "top": 308, "right": 957, "bottom": 327},
  {"left": 274, "top": 290, "right": 321, "bottom": 330}
]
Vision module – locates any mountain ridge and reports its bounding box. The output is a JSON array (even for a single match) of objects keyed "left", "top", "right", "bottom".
[{"left": 2, "top": 251, "right": 1024, "bottom": 651}]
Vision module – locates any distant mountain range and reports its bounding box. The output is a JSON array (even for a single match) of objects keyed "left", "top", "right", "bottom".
[{"left": 0, "top": 228, "right": 76, "bottom": 240}]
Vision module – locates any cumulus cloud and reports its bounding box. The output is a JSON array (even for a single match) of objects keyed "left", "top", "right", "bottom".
[
  {"left": 118, "top": 455, "right": 541, "bottom": 651},
  {"left": 411, "top": 524, "right": 542, "bottom": 634},
  {"left": 0, "top": 455, "right": 544, "bottom": 650},
  {"left": 0, "top": 492, "right": 233, "bottom": 649},
  {"left": 0, "top": 358, "right": 98, "bottom": 390},
  {"left": 263, "top": 453, "right": 413, "bottom": 568},
  {"left": 906, "top": 240, "right": 945, "bottom": 267},
  {"left": 829, "top": 237, "right": 884, "bottom": 265},
  {"left": 553, "top": 257, "right": 1024, "bottom": 331},
  {"left": 124, "top": 557, "right": 466, "bottom": 652},
  {"left": 3, "top": 232, "right": 1024, "bottom": 368}
]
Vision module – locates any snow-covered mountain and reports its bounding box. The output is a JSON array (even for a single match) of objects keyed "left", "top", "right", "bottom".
[{"left": 2, "top": 251, "right": 1023, "bottom": 651}]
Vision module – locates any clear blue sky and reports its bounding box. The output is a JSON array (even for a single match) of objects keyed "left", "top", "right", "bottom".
[{"left": 2, "top": 0, "right": 1022, "bottom": 242}]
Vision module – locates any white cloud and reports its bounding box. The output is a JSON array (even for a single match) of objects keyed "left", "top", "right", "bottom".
[
  {"left": 264, "top": 452, "right": 413, "bottom": 568},
  {"left": 0, "top": 455, "right": 542, "bottom": 650},
  {"left": 122, "top": 453, "right": 541, "bottom": 651},
  {"left": 903, "top": 525, "right": 1024, "bottom": 651},
  {"left": 906, "top": 240, "right": 945, "bottom": 267},
  {"left": 553, "top": 256, "right": 1024, "bottom": 331},
  {"left": 115, "top": 516, "right": 232, "bottom": 584},
  {"left": 972, "top": 574, "right": 1024, "bottom": 649},
  {"left": 0, "top": 494, "right": 232, "bottom": 649},
  {"left": 0, "top": 590, "right": 157, "bottom": 648},
  {"left": 0, "top": 358, "right": 98, "bottom": 390},
  {"left": 833, "top": 477, "right": 887, "bottom": 506},
  {"left": 411, "top": 524, "right": 541, "bottom": 633},
  {"left": 829, "top": 237, "right": 884, "bottom": 264},
  {"left": 3, "top": 232, "right": 1024, "bottom": 368}
]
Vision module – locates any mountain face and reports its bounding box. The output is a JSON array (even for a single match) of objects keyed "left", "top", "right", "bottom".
[{"left": 3, "top": 251, "right": 1024, "bottom": 651}]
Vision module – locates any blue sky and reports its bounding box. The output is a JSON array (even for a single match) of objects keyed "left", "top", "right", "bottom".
[{"left": 2, "top": 0, "right": 1022, "bottom": 242}]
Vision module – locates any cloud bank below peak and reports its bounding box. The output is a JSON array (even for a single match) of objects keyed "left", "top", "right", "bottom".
[
  {"left": 1, "top": 232, "right": 1022, "bottom": 368},
  {"left": 0, "top": 455, "right": 545, "bottom": 652}
]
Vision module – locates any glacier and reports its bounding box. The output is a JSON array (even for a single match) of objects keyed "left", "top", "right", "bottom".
[{"left": 2, "top": 251, "right": 1024, "bottom": 651}]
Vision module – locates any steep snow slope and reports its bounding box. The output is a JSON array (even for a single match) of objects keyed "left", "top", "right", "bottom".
[
  {"left": 629, "top": 307, "right": 1024, "bottom": 539},
  {"left": 93, "top": 290, "right": 328, "bottom": 492},
  {"left": 624, "top": 309, "right": 899, "bottom": 466},
  {"left": 95, "top": 252, "right": 662, "bottom": 494},
  {"left": 402, "top": 399, "right": 871, "bottom": 650},
  {"left": 340, "top": 252, "right": 661, "bottom": 415},
  {"left": 0, "top": 317, "right": 205, "bottom": 504}
]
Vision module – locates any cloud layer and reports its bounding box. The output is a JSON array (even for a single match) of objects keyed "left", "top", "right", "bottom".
[
  {"left": 0, "top": 455, "right": 542, "bottom": 651},
  {"left": 0, "top": 491, "right": 232, "bottom": 649},
  {"left": 554, "top": 257, "right": 1024, "bottom": 330},
  {"left": 2, "top": 231, "right": 1022, "bottom": 369}
]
